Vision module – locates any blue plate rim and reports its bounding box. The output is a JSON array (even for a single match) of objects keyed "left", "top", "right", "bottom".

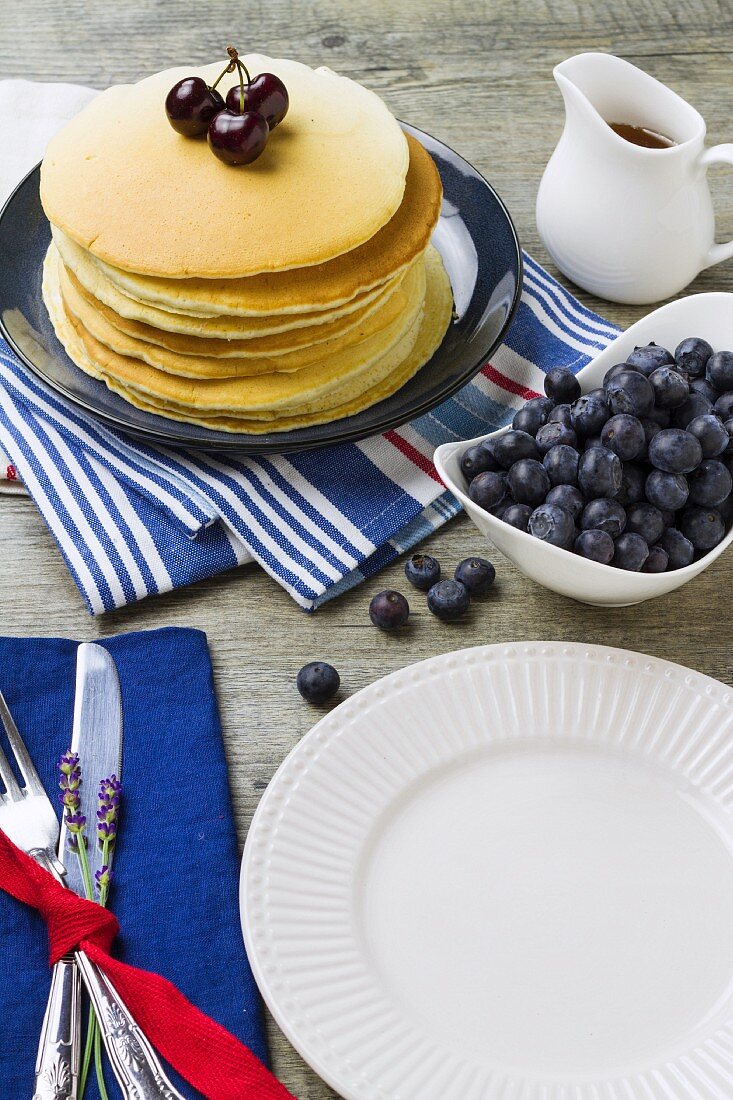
[{"left": 0, "top": 123, "right": 523, "bottom": 455}]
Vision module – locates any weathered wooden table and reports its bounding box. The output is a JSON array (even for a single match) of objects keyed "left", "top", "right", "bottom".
[{"left": 2, "top": 2, "right": 733, "bottom": 1094}]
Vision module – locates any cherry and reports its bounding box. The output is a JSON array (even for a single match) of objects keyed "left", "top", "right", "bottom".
[
  {"left": 165, "top": 77, "right": 225, "bottom": 137},
  {"left": 225, "top": 72, "right": 289, "bottom": 128},
  {"left": 207, "top": 109, "right": 269, "bottom": 165}
]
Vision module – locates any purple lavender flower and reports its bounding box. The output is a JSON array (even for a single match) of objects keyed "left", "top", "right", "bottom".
[
  {"left": 58, "top": 751, "right": 87, "bottom": 851},
  {"left": 96, "top": 773, "right": 122, "bottom": 851},
  {"left": 95, "top": 865, "right": 112, "bottom": 898}
]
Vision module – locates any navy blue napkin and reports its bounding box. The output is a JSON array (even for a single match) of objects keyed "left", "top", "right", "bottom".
[{"left": 0, "top": 627, "right": 267, "bottom": 1099}]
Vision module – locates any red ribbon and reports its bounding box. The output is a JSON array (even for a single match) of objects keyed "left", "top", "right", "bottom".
[{"left": 0, "top": 829, "right": 296, "bottom": 1100}]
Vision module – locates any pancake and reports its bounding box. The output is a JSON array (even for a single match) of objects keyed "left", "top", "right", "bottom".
[
  {"left": 45, "top": 246, "right": 452, "bottom": 429},
  {"left": 55, "top": 247, "right": 424, "bottom": 377},
  {"left": 41, "top": 56, "right": 409, "bottom": 278},
  {"left": 57, "top": 134, "right": 442, "bottom": 317}
]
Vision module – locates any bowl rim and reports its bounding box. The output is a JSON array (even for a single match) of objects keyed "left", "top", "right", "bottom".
[{"left": 434, "top": 290, "right": 733, "bottom": 588}]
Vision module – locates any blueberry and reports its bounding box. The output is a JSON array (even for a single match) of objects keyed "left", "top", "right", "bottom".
[
  {"left": 492, "top": 429, "right": 540, "bottom": 468},
  {"left": 584, "top": 435, "right": 604, "bottom": 451},
  {"left": 714, "top": 392, "right": 733, "bottom": 420},
  {"left": 468, "top": 470, "right": 507, "bottom": 511},
  {"left": 687, "top": 459, "right": 733, "bottom": 507},
  {"left": 502, "top": 502, "right": 533, "bottom": 531},
  {"left": 643, "top": 545, "right": 669, "bottom": 573},
  {"left": 648, "top": 429, "right": 703, "bottom": 474},
  {"left": 649, "top": 366, "right": 689, "bottom": 409},
  {"left": 535, "top": 421, "right": 578, "bottom": 455},
  {"left": 427, "top": 578, "right": 470, "bottom": 621},
  {"left": 574, "top": 528, "right": 614, "bottom": 563},
  {"left": 581, "top": 498, "right": 626, "bottom": 538},
  {"left": 606, "top": 370, "right": 654, "bottom": 417},
  {"left": 723, "top": 418, "right": 733, "bottom": 456},
  {"left": 454, "top": 557, "right": 496, "bottom": 595},
  {"left": 659, "top": 507, "right": 677, "bottom": 529},
  {"left": 528, "top": 503, "right": 576, "bottom": 548},
  {"left": 571, "top": 389, "right": 611, "bottom": 438},
  {"left": 625, "top": 502, "right": 665, "bottom": 545},
  {"left": 600, "top": 413, "right": 645, "bottom": 461},
  {"left": 578, "top": 446, "right": 622, "bottom": 499},
  {"left": 512, "top": 397, "right": 554, "bottom": 436},
  {"left": 671, "top": 391, "right": 712, "bottom": 429},
  {"left": 547, "top": 403, "right": 573, "bottom": 429},
  {"left": 679, "top": 506, "right": 725, "bottom": 550},
  {"left": 676, "top": 337, "right": 713, "bottom": 378},
  {"left": 404, "top": 553, "right": 441, "bottom": 591},
  {"left": 687, "top": 413, "right": 729, "bottom": 458},
  {"left": 689, "top": 378, "right": 717, "bottom": 403},
  {"left": 460, "top": 442, "right": 499, "bottom": 481},
  {"left": 657, "top": 528, "right": 695, "bottom": 569},
  {"left": 604, "top": 362, "right": 638, "bottom": 388},
  {"left": 507, "top": 458, "right": 551, "bottom": 506},
  {"left": 297, "top": 661, "right": 340, "bottom": 704},
  {"left": 544, "top": 367, "right": 581, "bottom": 404},
  {"left": 490, "top": 498, "right": 513, "bottom": 519},
  {"left": 644, "top": 470, "right": 689, "bottom": 511},
  {"left": 612, "top": 532, "right": 649, "bottom": 571},
  {"left": 543, "top": 444, "right": 580, "bottom": 487},
  {"left": 616, "top": 462, "right": 646, "bottom": 506},
  {"left": 707, "top": 351, "right": 733, "bottom": 390},
  {"left": 645, "top": 406, "right": 672, "bottom": 428},
  {"left": 626, "top": 342, "right": 675, "bottom": 374},
  {"left": 546, "top": 483, "right": 585, "bottom": 521},
  {"left": 369, "top": 590, "right": 410, "bottom": 630}
]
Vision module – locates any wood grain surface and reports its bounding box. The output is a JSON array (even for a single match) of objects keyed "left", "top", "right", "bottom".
[{"left": 2, "top": 2, "right": 733, "bottom": 1096}]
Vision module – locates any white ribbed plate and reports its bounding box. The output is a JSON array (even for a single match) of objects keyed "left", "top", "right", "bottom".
[{"left": 241, "top": 644, "right": 733, "bottom": 1099}]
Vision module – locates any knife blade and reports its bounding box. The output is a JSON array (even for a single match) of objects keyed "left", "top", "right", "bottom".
[{"left": 59, "top": 642, "right": 123, "bottom": 892}]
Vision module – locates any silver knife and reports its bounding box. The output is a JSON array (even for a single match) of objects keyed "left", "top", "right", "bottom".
[{"left": 34, "top": 643, "right": 185, "bottom": 1100}]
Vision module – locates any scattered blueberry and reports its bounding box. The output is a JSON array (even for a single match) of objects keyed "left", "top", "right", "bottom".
[
  {"left": 643, "top": 545, "right": 669, "bottom": 573},
  {"left": 606, "top": 370, "right": 654, "bottom": 417},
  {"left": 512, "top": 396, "right": 554, "bottom": 436},
  {"left": 604, "top": 363, "right": 635, "bottom": 388},
  {"left": 454, "top": 557, "right": 496, "bottom": 595},
  {"left": 601, "top": 413, "right": 645, "bottom": 461},
  {"left": 645, "top": 405, "right": 672, "bottom": 428},
  {"left": 686, "top": 413, "right": 728, "bottom": 458},
  {"left": 543, "top": 444, "right": 580, "bottom": 486},
  {"left": 546, "top": 483, "right": 585, "bottom": 521},
  {"left": 369, "top": 590, "right": 410, "bottom": 631},
  {"left": 679, "top": 506, "right": 725, "bottom": 550},
  {"left": 612, "top": 532, "right": 650, "bottom": 571},
  {"left": 657, "top": 527, "right": 695, "bottom": 569},
  {"left": 460, "top": 442, "right": 498, "bottom": 481},
  {"left": 297, "top": 662, "right": 340, "bottom": 704},
  {"left": 687, "top": 459, "right": 733, "bottom": 507},
  {"left": 492, "top": 430, "right": 540, "bottom": 468},
  {"left": 535, "top": 421, "right": 578, "bottom": 455},
  {"left": 707, "top": 350, "right": 733, "bottom": 390},
  {"left": 626, "top": 342, "right": 675, "bottom": 374},
  {"left": 468, "top": 471, "right": 506, "bottom": 510},
  {"left": 616, "top": 462, "right": 646, "bottom": 506},
  {"left": 528, "top": 503, "right": 575, "bottom": 548},
  {"left": 624, "top": 501, "right": 665, "bottom": 545},
  {"left": 644, "top": 469, "right": 689, "bottom": 511},
  {"left": 649, "top": 366, "right": 688, "bottom": 409},
  {"left": 502, "top": 503, "right": 533, "bottom": 531},
  {"left": 581, "top": 498, "right": 626, "bottom": 538},
  {"left": 689, "top": 378, "right": 717, "bottom": 403},
  {"left": 648, "top": 428, "right": 703, "bottom": 474},
  {"left": 584, "top": 435, "right": 604, "bottom": 451},
  {"left": 676, "top": 337, "right": 713, "bottom": 378},
  {"left": 571, "top": 389, "right": 610, "bottom": 437},
  {"left": 578, "top": 446, "right": 622, "bottom": 499},
  {"left": 574, "top": 528, "right": 614, "bottom": 563},
  {"left": 671, "top": 391, "right": 712, "bottom": 429},
  {"left": 544, "top": 367, "right": 581, "bottom": 404},
  {"left": 427, "top": 579, "right": 470, "bottom": 621},
  {"left": 507, "top": 458, "right": 551, "bottom": 506},
  {"left": 548, "top": 403, "right": 574, "bottom": 429},
  {"left": 723, "top": 418, "right": 733, "bottom": 456},
  {"left": 714, "top": 392, "right": 733, "bottom": 420},
  {"left": 404, "top": 554, "right": 441, "bottom": 591}
]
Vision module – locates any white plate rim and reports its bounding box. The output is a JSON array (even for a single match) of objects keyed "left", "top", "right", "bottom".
[{"left": 241, "top": 642, "right": 733, "bottom": 1099}]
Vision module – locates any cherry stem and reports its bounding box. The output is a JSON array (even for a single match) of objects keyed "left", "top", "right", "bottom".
[
  {"left": 210, "top": 46, "right": 252, "bottom": 104},
  {"left": 235, "top": 59, "right": 250, "bottom": 113}
]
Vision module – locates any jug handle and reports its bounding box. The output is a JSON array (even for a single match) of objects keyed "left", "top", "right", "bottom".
[{"left": 700, "top": 144, "right": 733, "bottom": 268}]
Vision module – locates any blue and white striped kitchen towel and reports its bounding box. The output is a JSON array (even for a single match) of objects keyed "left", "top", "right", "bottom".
[{"left": 0, "top": 81, "right": 621, "bottom": 614}]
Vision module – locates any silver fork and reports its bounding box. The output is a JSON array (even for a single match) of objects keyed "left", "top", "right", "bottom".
[{"left": 0, "top": 690, "right": 185, "bottom": 1100}]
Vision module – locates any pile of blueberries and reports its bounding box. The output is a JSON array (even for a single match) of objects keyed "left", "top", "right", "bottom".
[{"left": 461, "top": 339, "right": 733, "bottom": 572}]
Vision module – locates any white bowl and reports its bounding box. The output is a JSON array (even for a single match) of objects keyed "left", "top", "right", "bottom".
[{"left": 435, "top": 292, "right": 733, "bottom": 606}]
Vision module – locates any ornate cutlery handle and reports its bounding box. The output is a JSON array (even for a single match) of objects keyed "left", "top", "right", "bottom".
[
  {"left": 33, "top": 955, "right": 81, "bottom": 1100},
  {"left": 74, "top": 952, "right": 185, "bottom": 1100}
]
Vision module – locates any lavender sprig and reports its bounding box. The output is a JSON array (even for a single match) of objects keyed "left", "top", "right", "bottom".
[{"left": 58, "top": 752, "right": 88, "bottom": 856}]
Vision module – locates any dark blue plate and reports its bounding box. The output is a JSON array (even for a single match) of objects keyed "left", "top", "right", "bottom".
[{"left": 0, "top": 124, "right": 522, "bottom": 454}]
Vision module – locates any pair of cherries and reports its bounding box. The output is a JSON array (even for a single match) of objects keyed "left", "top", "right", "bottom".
[{"left": 165, "top": 46, "right": 289, "bottom": 166}]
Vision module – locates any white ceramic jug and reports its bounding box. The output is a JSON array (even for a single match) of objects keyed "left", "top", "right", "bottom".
[{"left": 536, "top": 53, "right": 733, "bottom": 304}]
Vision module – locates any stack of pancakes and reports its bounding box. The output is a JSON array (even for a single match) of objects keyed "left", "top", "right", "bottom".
[{"left": 39, "top": 56, "right": 452, "bottom": 433}]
